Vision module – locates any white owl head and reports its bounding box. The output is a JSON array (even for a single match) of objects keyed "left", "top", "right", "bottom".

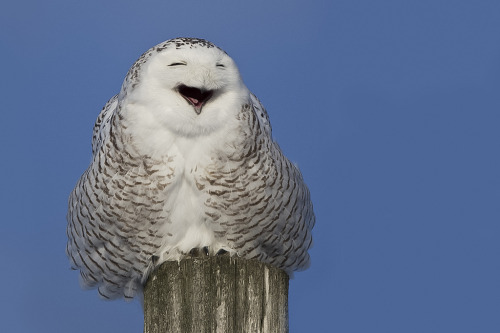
[{"left": 118, "top": 38, "right": 250, "bottom": 138}]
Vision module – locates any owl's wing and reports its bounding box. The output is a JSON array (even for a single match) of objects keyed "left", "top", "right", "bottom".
[
  {"left": 67, "top": 98, "right": 173, "bottom": 300},
  {"left": 250, "top": 93, "right": 272, "bottom": 137},
  {"left": 92, "top": 95, "right": 118, "bottom": 156},
  {"left": 202, "top": 99, "right": 315, "bottom": 273}
]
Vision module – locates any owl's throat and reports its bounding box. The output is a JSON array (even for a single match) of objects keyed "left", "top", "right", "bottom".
[{"left": 177, "top": 85, "right": 214, "bottom": 114}]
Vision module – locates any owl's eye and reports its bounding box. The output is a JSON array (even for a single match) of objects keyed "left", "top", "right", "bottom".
[
  {"left": 216, "top": 63, "right": 225, "bottom": 68},
  {"left": 168, "top": 62, "right": 187, "bottom": 66}
]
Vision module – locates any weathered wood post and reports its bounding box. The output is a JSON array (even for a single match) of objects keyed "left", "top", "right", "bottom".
[{"left": 143, "top": 253, "right": 289, "bottom": 333}]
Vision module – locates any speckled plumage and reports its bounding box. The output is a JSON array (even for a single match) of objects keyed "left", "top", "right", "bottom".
[{"left": 66, "top": 38, "right": 315, "bottom": 300}]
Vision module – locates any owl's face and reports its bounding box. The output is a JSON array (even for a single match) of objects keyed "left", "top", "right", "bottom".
[{"left": 122, "top": 41, "right": 250, "bottom": 138}]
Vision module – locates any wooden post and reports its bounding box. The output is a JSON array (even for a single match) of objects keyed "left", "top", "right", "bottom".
[{"left": 143, "top": 253, "right": 289, "bottom": 333}]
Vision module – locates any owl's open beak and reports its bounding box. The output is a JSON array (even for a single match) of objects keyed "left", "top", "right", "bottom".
[{"left": 177, "top": 85, "right": 214, "bottom": 114}]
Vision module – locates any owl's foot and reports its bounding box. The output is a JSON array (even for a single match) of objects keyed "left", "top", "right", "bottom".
[
  {"left": 189, "top": 247, "right": 209, "bottom": 257},
  {"left": 216, "top": 249, "right": 228, "bottom": 255},
  {"left": 187, "top": 247, "right": 229, "bottom": 257}
]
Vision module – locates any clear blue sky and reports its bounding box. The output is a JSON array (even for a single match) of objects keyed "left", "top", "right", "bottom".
[{"left": 1, "top": 1, "right": 499, "bottom": 332}]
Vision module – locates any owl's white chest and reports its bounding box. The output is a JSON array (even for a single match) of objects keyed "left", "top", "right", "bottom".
[
  {"left": 140, "top": 129, "right": 233, "bottom": 260},
  {"left": 121, "top": 100, "right": 241, "bottom": 259},
  {"left": 163, "top": 143, "right": 212, "bottom": 248}
]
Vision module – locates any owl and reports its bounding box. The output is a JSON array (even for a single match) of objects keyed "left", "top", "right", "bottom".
[{"left": 67, "top": 37, "right": 315, "bottom": 300}]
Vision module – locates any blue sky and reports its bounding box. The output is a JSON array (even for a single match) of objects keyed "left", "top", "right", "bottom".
[{"left": 1, "top": 1, "right": 499, "bottom": 332}]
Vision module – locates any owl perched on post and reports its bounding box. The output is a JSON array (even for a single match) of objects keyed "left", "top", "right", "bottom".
[{"left": 67, "top": 38, "right": 315, "bottom": 300}]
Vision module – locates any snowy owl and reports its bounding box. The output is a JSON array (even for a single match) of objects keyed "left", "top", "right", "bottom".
[{"left": 66, "top": 37, "right": 315, "bottom": 300}]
